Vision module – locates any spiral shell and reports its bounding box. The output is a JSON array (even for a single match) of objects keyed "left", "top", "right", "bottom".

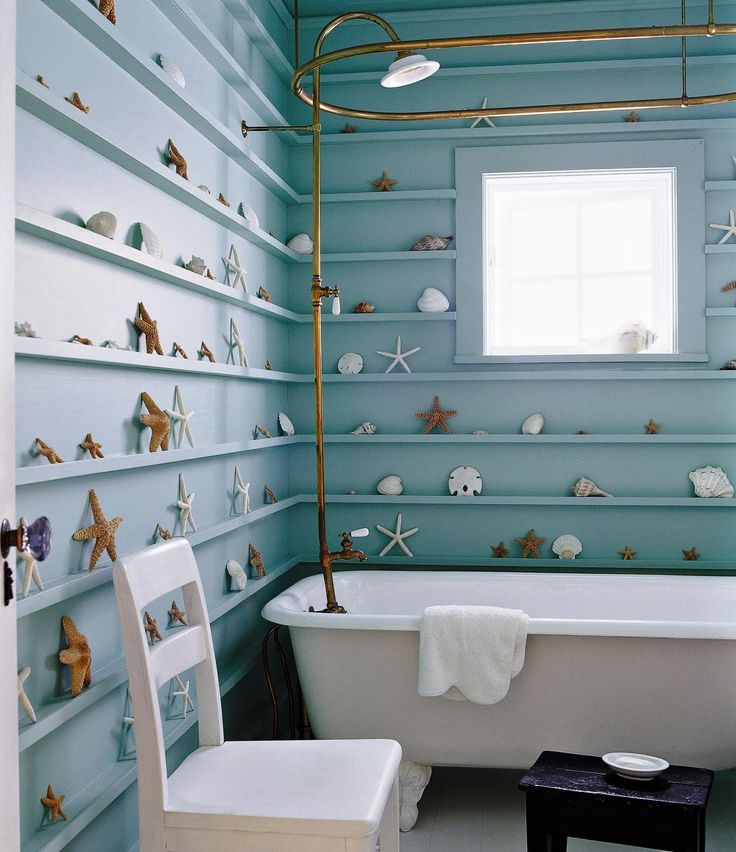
[
  {"left": 350, "top": 422, "right": 376, "bottom": 435},
  {"left": 521, "top": 413, "right": 544, "bottom": 435},
  {"left": 139, "top": 223, "right": 163, "bottom": 258},
  {"left": 239, "top": 202, "right": 259, "bottom": 228},
  {"left": 287, "top": 233, "right": 313, "bottom": 254},
  {"left": 689, "top": 466, "right": 734, "bottom": 498},
  {"left": 377, "top": 475, "right": 403, "bottom": 495},
  {"left": 417, "top": 287, "right": 450, "bottom": 313},
  {"left": 85, "top": 211, "right": 117, "bottom": 239},
  {"left": 411, "top": 235, "right": 454, "bottom": 251},
  {"left": 552, "top": 535, "right": 582, "bottom": 559},
  {"left": 158, "top": 54, "right": 185, "bottom": 88},
  {"left": 572, "top": 477, "right": 613, "bottom": 498}
]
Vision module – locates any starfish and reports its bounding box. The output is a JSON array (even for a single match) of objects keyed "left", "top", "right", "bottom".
[
  {"left": 377, "top": 336, "right": 421, "bottom": 373},
  {"left": 341, "top": 123, "right": 357, "bottom": 133},
  {"left": 469, "top": 96, "right": 495, "bottom": 128},
  {"left": 65, "top": 91, "right": 89, "bottom": 113},
  {"left": 515, "top": 529, "right": 545, "bottom": 558},
  {"left": 165, "top": 385, "right": 194, "bottom": 449},
  {"left": 36, "top": 74, "right": 50, "bottom": 88},
  {"left": 143, "top": 611, "right": 162, "bottom": 644},
  {"left": 619, "top": 545, "right": 637, "bottom": 560},
  {"left": 256, "top": 425, "right": 271, "bottom": 439},
  {"left": 218, "top": 192, "right": 231, "bottom": 207},
  {"left": 682, "top": 546, "right": 700, "bottom": 561},
  {"left": 79, "top": 432, "right": 104, "bottom": 458},
  {"left": 249, "top": 543, "right": 266, "bottom": 577},
  {"left": 490, "top": 541, "right": 510, "bottom": 558},
  {"left": 167, "top": 138, "right": 188, "bottom": 179},
  {"left": 168, "top": 600, "right": 187, "bottom": 626},
  {"left": 265, "top": 360, "right": 273, "bottom": 370},
  {"left": 17, "top": 667, "right": 37, "bottom": 723},
  {"left": 264, "top": 485, "right": 278, "bottom": 504},
  {"left": 710, "top": 209, "right": 736, "bottom": 244},
  {"left": 19, "top": 549, "right": 43, "bottom": 597},
  {"left": 134, "top": 302, "right": 164, "bottom": 355},
  {"left": 35, "top": 437, "right": 63, "bottom": 464},
  {"left": 140, "top": 392, "right": 170, "bottom": 452},
  {"left": 624, "top": 111, "right": 640, "bottom": 122},
  {"left": 223, "top": 244, "right": 247, "bottom": 292},
  {"left": 234, "top": 467, "right": 251, "bottom": 514},
  {"left": 72, "top": 489, "right": 123, "bottom": 571},
  {"left": 173, "top": 342, "right": 188, "bottom": 358},
  {"left": 58, "top": 615, "right": 92, "bottom": 696},
  {"left": 177, "top": 473, "right": 197, "bottom": 533},
  {"left": 644, "top": 418, "right": 661, "bottom": 435},
  {"left": 377, "top": 513, "right": 418, "bottom": 557},
  {"left": 371, "top": 171, "right": 398, "bottom": 192},
  {"left": 172, "top": 675, "right": 194, "bottom": 718},
  {"left": 71, "top": 334, "right": 93, "bottom": 345},
  {"left": 229, "top": 318, "right": 248, "bottom": 366},
  {"left": 40, "top": 785, "right": 67, "bottom": 823},
  {"left": 199, "top": 341, "right": 215, "bottom": 362},
  {"left": 99, "top": 0, "right": 117, "bottom": 24},
  {"left": 416, "top": 395, "right": 457, "bottom": 434},
  {"left": 155, "top": 523, "right": 172, "bottom": 541},
  {"left": 257, "top": 286, "right": 271, "bottom": 302}
]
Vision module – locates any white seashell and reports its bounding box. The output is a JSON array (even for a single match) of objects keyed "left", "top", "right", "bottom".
[
  {"left": 139, "top": 223, "right": 163, "bottom": 258},
  {"left": 278, "top": 412, "right": 295, "bottom": 436},
  {"left": 226, "top": 559, "right": 247, "bottom": 592},
  {"left": 14, "top": 321, "right": 39, "bottom": 338},
  {"left": 410, "top": 235, "right": 454, "bottom": 252},
  {"left": 552, "top": 534, "right": 583, "bottom": 559},
  {"left": 448, "top": 466, "right": 483, "bottom": 496},
  {"left": 158, "top": 54, "right": 186, "bottom": 88},
  {"left": 377, "top": 475, "right": 403, "bottom": 496},
  {"left": 103, "top": 339, "right": 132, "bottom": 351},
  {"left": 238, "top": 202, "right": 259, "bottom": 228},
  {"left": 337, "top": 352, "right": 364, "bottom": 374},
  {"left": 417, "top": 287, "right": 450, "bottom": 313},
  {"left": 572, "top": 476, "right": 613, "bottom": 498},
  {"left": 350, "top": 422, "right": 376, "bottom": 435},
  {"left": 472, "top": 430, "right": 489, "bottom": 435},
  {"left": 185, "top": 255, "right": 207, "bottom": 275},
  {"left": 521, "top": 413, "right": 544, "bottom": 435},
  {"left": 287, "top": 233, "right": 313, "bottom": 254},
  {"left": 689, "top": 466, "right": 734, "bottom": 498},
  {"left": 85, "top": 211, "right": 117, "bottom": 239},
  {"left": 198, "top": 184, "right": 211, "bottom": 194}
]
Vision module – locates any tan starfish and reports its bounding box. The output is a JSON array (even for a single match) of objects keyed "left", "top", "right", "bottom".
[
  {"left": 199, "top": 341, "right": 215, "bottom": 362},
  {"left": 35, "top": 437, "right": 63, "bottom": 464},
  {"left": 134, "top": 302, "right": 164, "bottom": 355},
  {"left": 36, "top": 74, "right": 50, "bottom": 88},
  {"left": 416, "top": 395, "right": 457, "bottom": 434},
  {"left": 264, "top": 485, "right": 278, "bottom": 504},
  {"left": 371, "top": 171, "right": 398, "bottom": 192},
  {"left": 682, "top": 546, "right": 700, "bottom": 561},
  {"left": 41, "top": 785, "right": 67, "bottom": 823},
  {"left": 155, "top": 523, "right": 172, "bottom": 541},
  {"left": 624, "top": 111, "right": 640, "bottom": 122},
  {"left": 515, "top": 529, "right": 545, "bottom": 558},
  {"left": 140, "top": 392, "right": 170, "bottom": 452},
  {"left": 645, "top": 418, "right": 661, "bottom": 435},
  {"left": 619, "top": 545, "right": 637, "bottom": 560},
  {"left": 167, "top": 138, "right": 188, "bottom": 179},
  {"left": 144, "top": 611, "right": 162, "bottom": 644},
  {"left": 256, "top": 425, "right": 271, "bottom": 438},
  {"left": 72, "top": 489, "right": 123, "bottom": 571},
  {"left": 258, "top": 286, "right": 271, "bottom": 302},
  {"left": 173, "top": 342, "right": 188, "bottom": 359},
  {"left": 58, "top": 615, "right": 92, "bottom": 696},
  {"left": 218, "top": 192, "right": 230, "bottom": 207},
  {"left": 490, "top": 541, "right": 509, "bottom": 558},
  {"left": 65, "top": 92, "right": 89, "bottom": 113},
  {"left": 341, "top": 123, "right": 357, "bottom": 133},
  {"left": 249, "top": 543, "right": 266, "bottom": 577},
  {"left": 99, "top": 0, "right": 117, "bottom": 24},
  {"left": 79, "top": 433, "right": 104, "bottom": 459},
  {"left": 71, "top": 334, "right": 93, "bottom": 345},
  {"left": 168, "top": 600, "right": 187, "bottom": 626}
]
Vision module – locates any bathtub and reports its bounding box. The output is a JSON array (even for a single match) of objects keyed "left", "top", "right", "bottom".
[{"left": 263, "top": 570, "right": 736, "bottom": 827}]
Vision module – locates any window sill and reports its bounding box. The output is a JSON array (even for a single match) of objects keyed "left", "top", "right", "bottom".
[{"left": 454, "top": 354, "right": 711, "bottom": 364}]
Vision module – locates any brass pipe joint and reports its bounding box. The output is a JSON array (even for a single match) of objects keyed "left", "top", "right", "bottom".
[{"left": 311, "top": 277, "right": 340, "bottom": 307}]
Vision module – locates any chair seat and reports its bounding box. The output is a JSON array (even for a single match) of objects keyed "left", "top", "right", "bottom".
[{"left": 165, "top": 739, "right": 402, "bottom": 838}]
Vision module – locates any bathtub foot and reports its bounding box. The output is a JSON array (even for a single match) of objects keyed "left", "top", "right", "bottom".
[{"left": 399, "top": 760, "right": 432, "bottom": 831}]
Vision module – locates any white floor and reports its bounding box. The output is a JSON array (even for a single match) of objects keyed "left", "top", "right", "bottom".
[{"left": 399, "top": 767, "right": 736, "bottom": 851}]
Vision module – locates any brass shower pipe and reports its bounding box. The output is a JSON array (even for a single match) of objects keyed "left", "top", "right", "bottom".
[{"left": 244, "top": 2, "right": 736, "bottom": 612}]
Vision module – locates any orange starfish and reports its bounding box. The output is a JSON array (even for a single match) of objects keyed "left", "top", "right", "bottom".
[
  {"left": 515, "top": 529, "right": 545, "bottom": 558},
  {"left": 199, "top": 341, "right": 215, "bottom": 362},
  {"left": 619, "top": 545, "right": 637, "bottom": 560},
  {"left": 134, "top": 302, "right": 164, "bottom": 355},
  {"left": 140, "top": 392, "right": 170, "bottom": 452},
  {"left": 682, "top": 546, "right": 700, "bottom": 561},
  {"left": 72, "top": 489, "right": 123, "bottom": 571},
  {"left": 65, "top": 92, "right": 89, "bottom": 113},
  {"left": 99, "top": 0, "right": 117, "bottom": 24},
  {"left": 58, "top": 615, "right": 92, "bottom": 696},
  {"left": 264, "top": 486, "right": 278, "bottom": 504},
  {"left": 40, "top": 785, "right": 68, "bottom": 822},
  {"left": 644, "top": 419, "right": 661, "bottom": 435},
  {"left": 173, "top": 342, "right": 188, "bottom": 359},
  {"left": 35, "top": 437, "right": 63, "bottom": 464},
  {"left": 249, "top": 543, "right": 266, "bottom": 577},
  {"left": 490, "top": 541, "right": 510, "bottom": 558},
  {"left": 167, "top": 139, "right": 188, "bottom": 179},
  {"left": 79, "top": 432, "right": 104, "bottom": 459},
  {"left": 168, "top": 600, "right": 187, "bottom": 626},
  {"left": 218, "top": 192, "right": 230, "bottom": 207},
  {"left": 371, "top": 171, "right": 398, "bottom": 192},
  {"left": 416, "top": 395, "right": 457, "bottom": 434},
  {"left": 144, "top": 611, "right": 162, "bottom": 644}
]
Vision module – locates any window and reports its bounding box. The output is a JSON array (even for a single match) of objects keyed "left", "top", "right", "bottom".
[{"left": 482, "top": 169, "right": 676, "bottom": 357}]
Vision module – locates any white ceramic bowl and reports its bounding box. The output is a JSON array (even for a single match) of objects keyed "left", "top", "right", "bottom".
[{"left": 602, "top": 752, "right": 670, "bottom": 780}]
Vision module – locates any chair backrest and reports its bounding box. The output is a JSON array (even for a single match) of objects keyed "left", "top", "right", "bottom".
[{"left": 113, "top": 539, "right": 223, "bottom": 847}]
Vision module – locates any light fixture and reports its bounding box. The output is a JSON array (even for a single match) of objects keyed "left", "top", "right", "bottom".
[{"left": 380, "top": 53, "right": 440, "bottom": 88}]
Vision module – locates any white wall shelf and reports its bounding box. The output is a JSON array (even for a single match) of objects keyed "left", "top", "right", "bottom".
[
  {"left": 322, "top": 494, "right": 736, "bottom": 508},
  {"left": 298, "top": 312, "right": 457, "bottom": 324},
  {"left": 319, "top": 369, "right": 736, "bottom": 382},
  {"left": 317, "top": 433, "right": 736, "bottom": 445},
  {"left": 705, "top": 307, "right": 736, "bottom": 316},
  {"left": 705, "top": 244, "right": 736, "bottom": 254},
  {"left": 705, "top": 180, "right": 736, "bottom": 191},
  {"left": 294, "top": 189, "right": 456, "bottom": 204},
  {"left": 297, "top": 250, "right": 456, "bottom": 263}
]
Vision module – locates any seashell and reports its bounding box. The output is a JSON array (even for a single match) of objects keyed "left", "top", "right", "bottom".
[
  {"left": 411, "top": 235, "right": 454, "bottom": 252},
  {"left": 238, "top": 202, "right": 259, "bottom": 228},
  {"left": 278, "top": 412, "right": 295, "bottom": 436},
  {"left": 85, "top": 211, "right": 117, "bottom": 239},
  {"left": 337, "top": 352, "right": 364, "bottom": 375},
  {"left": 448, "top": 466, "right": 483, "bottom": 496},
  {"left": 620, "top": 322, "right": 657, "bottom": 354},
  {"left": 287, "top": 233, "right": 313, "bottom": 254},
  {"left": 377, "top": 475, "right": 403, "bottom": 496},
  {"left": 14, "top": 321, "right": 39, "bottom": 338},
  {"left": 721, "top": 360, "right": 736, "bottom": 370},
  {"left": 417, "top": 287, "right": 450, "bottom": 313},
  {"left": 572, "top": 476, "right": 613, "bottom": 498},
  {"left": 198, "top": 184, "right": 211, "bottom": 194},
  {"left": 552, "top": 534, "right": 583, "bottom": 559},
  {"left": 521, "top": 413, "right": 544, "bottom": 435},
  {"left": 353, "top": 301, "right": 375, "bottom": 314},
  {"left": 103, "top": 339, "right": 131, "bottom": 351},
  {"left": 472, "top": 430, "right": 489, "bottom": 435},
  {"left": 185, "top": 255, "right": 207, "bottom": 275},
  {"left": 139, "top": 223, "right": 163, "bottom": 258},
  {"left": 226, "top": 559, "right": 247, "bottom": 592},
  {"left": 158, "top": 54, "right": 185, "bottom": 88},
  {"left": 350, "top": 422, "right": 376, "bottom": 435},
  {"left": 689, "top": 466, "right": 734, "bottom": 498}
]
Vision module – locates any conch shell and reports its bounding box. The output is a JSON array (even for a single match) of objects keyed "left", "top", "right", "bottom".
[
  {"left": 572, "top": 477, "right": 613, "bottom": 497},
  {"left": 350, "top": 422, "right": 376, "bottom": 435}
]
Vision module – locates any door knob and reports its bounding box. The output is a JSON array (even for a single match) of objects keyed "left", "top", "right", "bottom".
[{"left": 1, "top": 516, "right": 52, "bottom": 560}]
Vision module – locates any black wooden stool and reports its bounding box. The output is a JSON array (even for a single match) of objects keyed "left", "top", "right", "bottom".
[{"left": 519, "top": 751, "right": 713, "bottom": 852}]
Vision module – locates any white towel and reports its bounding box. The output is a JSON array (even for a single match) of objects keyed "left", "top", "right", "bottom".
[{"left": 417, "top": 605, "right": 529, "bottom": 705}]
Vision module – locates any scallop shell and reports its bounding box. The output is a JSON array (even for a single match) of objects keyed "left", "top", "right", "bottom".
[
  {"left": 158, "top": 54, "right": 185, "bottom": 88},
  {"left": 185, "top": 255, "right": 207, "bottom": 275},
  {"left": 139, "top": 223, "right": 163, "bottom": 258},
  {"left": 278, "top": 412, "right": 295, "bottom": 436},
  {"left": 448, "top": 466, "right": 483, "bottom": 496},
  {"left": 521, "top": 413, "right": 544, "bottom": 435},
  {"left": 226, "top": 559, "right": 247, "bottom": 592},
  {"left": 411, "top": 235, "right": 454, "bottom": 252},
  {"left": 238, "top": 202, "right": 259, "bottom": 228},
  {"left": 350, "top": 422, "right": 376, "bottom": 435},
  {"left": 377, "top": 474, "right": 403, "bottom": 495},
  {"left": 552, "top": 534, "right": 582, "bottom": 559},
  {"left": 85, "top": 211, "right": 117, "bottom": 239},
  {"left": 689, "top": 466, "right": 734, "bottom": 498},
  {"left": 572, "top": 477, "right": 613, "bottom": 498},
  {"left": 417, "top": 287, "right": 450, "bottom": 313},
  {"left": 287, "top": 233, "right": 313, "bottom": 254}
]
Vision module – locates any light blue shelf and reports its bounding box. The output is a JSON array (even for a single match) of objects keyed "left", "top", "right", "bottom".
[
  {"left": 295, "top": 189, "right": 456, "bottom": 204},
  {"left": 320, "top": 369, "right": 736, "bottom": 383},
  {"left": 297, "top": 250, "right": 457, "bottom": 263},
  {"left": 705, "top": 181, "right": 736, "bottom": 191},
  {"left": 301, "top": 312, "right": 457, "bottom": 323},
  {"left": 706, "top": 307, "right": 736, "bottom": 316},
  {"left": 323, "top": 494, "right": 736, "bottom": 508},
  {"left": 705, "top": 243, "right": 736, "bottom": 254},
  {"left": 318, "top": 433, "right": 736, "bottom": 445}
]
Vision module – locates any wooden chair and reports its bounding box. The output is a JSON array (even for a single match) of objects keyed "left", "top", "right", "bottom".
[{"left": 113, "top": 539, "right": 401, "bottom": 852}]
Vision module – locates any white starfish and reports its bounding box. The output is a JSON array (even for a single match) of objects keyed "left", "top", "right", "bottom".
[
  {"left": 165, "top": 385, "right": 195, "bottom": 449},
  {"left": 470, "top": 96, "right": 495, "bottom": 128},
  {"left": 19, "top": 549, "right": 43, "bottom": 598},
  {"left": 234, "top": 466, "right": 251, "bottom": 514},
  {"left": 710, "top": 208, "right": 736, "bottom": 244},
  {"left": 376, "top": 336, "right": 421, "bottom": 373},
  {"left": 376, "top": 513, "right": 419, "bottom": 558},
  {"left": 17, "top": 667, "right": 37, "bottom": 723},
  {"left": 222, "top": 244, "right": 247, "bottom": 292},
  {"left": 229, "top": 318, "right": 248, "bottom": 367},
  {"left": 177, "top": 473, "right": 197, "bottom": 533},
  {"left": 172, "top": 675, "right": 194, "bottom": 718}
]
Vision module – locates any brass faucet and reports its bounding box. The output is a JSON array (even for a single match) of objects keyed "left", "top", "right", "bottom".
[
  {"left": 329, "top": 530, "right": 368, "bottom": 565},
  {"left": 313, "top": 530, "right": 369, "bottom": 614}
]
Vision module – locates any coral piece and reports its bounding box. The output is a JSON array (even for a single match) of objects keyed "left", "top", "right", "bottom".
[
  {"left": 249, "top": 543, "right": 266, "bottom": 578},
  {"left": 572, "top": 477, "right": 613, "bottom": 497},
  {"left": 552, "top": 534, "right": 582, "bottom": 559},
  {"left": 72, "top": 489, "right": 123, "bottom": 571},
  {"left": 256, "top": 425, "right": 271, "bottom": 439},
  {"left": 17, "top": 667, "right": 36, "bottom": 723},
  {"left": 410, "top": 235, "right": 453, "bottom": 252},
  {"left": 15, "top": 321, "right": 39, "bottom": 337},
  {"left": 165, "top": 385, "right": 194, "bottom": 449},
  {"left": 35, "top": 438, "right": 63, "bottom": 464},
  {"left": 619, "top": 545, "right": 637, "bottom": 560},
  {"left": 40, "top": 785, "right": 67, "bottom": 823},
  {"left": 167, "top": 139, "right": 188, "bottom": 179},
  {"left": 168, "top": 600, "right": 187, "bottom": 626},
  {"left": 173, "top": 342, "right": 188, "bottom": 358},
  {"left": 58, "top": 615, "right": 92, "bottom": 696},
  {"left": 226, "top": 559, "right": 247, "bottom": 591},
  {"left": 377, "top": 513, "right": 418, "bottom": 557},
  {"left": 234, "top": 466, "right": 251, "bottom": 514},
  {"left": 143, "top": 611, "right": 162, "bottom": 644},
  {"left": 140, "top": 392, "right": 170, "bottom": 452},
  {"left": 71, "top": 335, "right": 93, "bottom": 345},
  {"left": 134, "top": 302, "right": 164, "bottom": 355},
  {"left": 65, "top": 92, "right": 90, "bottom": 113},
  {"left": 36, "top": 75, "right": 50, "bottom": 88},
  {"left": 416, "top": 395, "right": 457, "bottom": 434},
  {"left": 229, "top": 318, "right": 248, "bottom": 366},
  {"left": 710, "top": 209, "right": 736, "bottom": 244},
  {"left": 645, "top": 418, "right": 661, "bottom": 435},
  {"left": 198, "top": 341, "right": 215, "bottom": 362},
  {"left": 490, "top": 541, "right": 509, "bottom": 558},
  {"left": 79, "top": 433, "right": 104, "bottom": 459},
  {"left": 85, "top": 211, "right": 117, "bottom": 239},
  {"left": 19, "top": 550, "right": 43, "bottom": 597},
  {"left": 341, "top": 123, "right": 357, "bottom": 133},
  {"left": 99, "top": 0, "right": 117, "bottom": 24},
  {"left": 155, "top": 523, "right": 172, "bottom": 541},
  {"left": 682, "top": 546, "right": 700, "bottom": 561},
  {"left": 353, "top": 301, "right": 375, "bottom": 313},
  {"left": 257, "top": 286, "right": 271, "bottom": 302},
  {"left": 469, "top": 96, "right": 495, "bottom": 128},
  {"left": 218, "top": 192, "right": 230, "bottom": 207},
  {"left": 177, "top": 473, "right": 197, "bottom": 533},
  {"left": 371, "top": 171, "right": 398, "bottom": 192},
  {"left": 171, "top": 675, "right": 194, "bottom": 717},
  {"left": 264, "top": 485, "right": 278, "bottom": 504},
  {"left": 515, "top": 529, "right": 545, "bottom": 558},
  {"left": 623, "top": 111, "right": 640, "bottom": 122},
  {"left": 377, "top": 336, "right": 420, "bottom": 373}
]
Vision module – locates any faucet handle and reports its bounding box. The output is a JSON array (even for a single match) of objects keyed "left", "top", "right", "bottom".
[{"left": 349, "top": 528, "right": 369, "bottom": 538}]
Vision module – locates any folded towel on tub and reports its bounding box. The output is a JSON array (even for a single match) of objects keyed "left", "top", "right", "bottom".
[{"left": 417, "top": 605, "right": 529, "bottom": 704}]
